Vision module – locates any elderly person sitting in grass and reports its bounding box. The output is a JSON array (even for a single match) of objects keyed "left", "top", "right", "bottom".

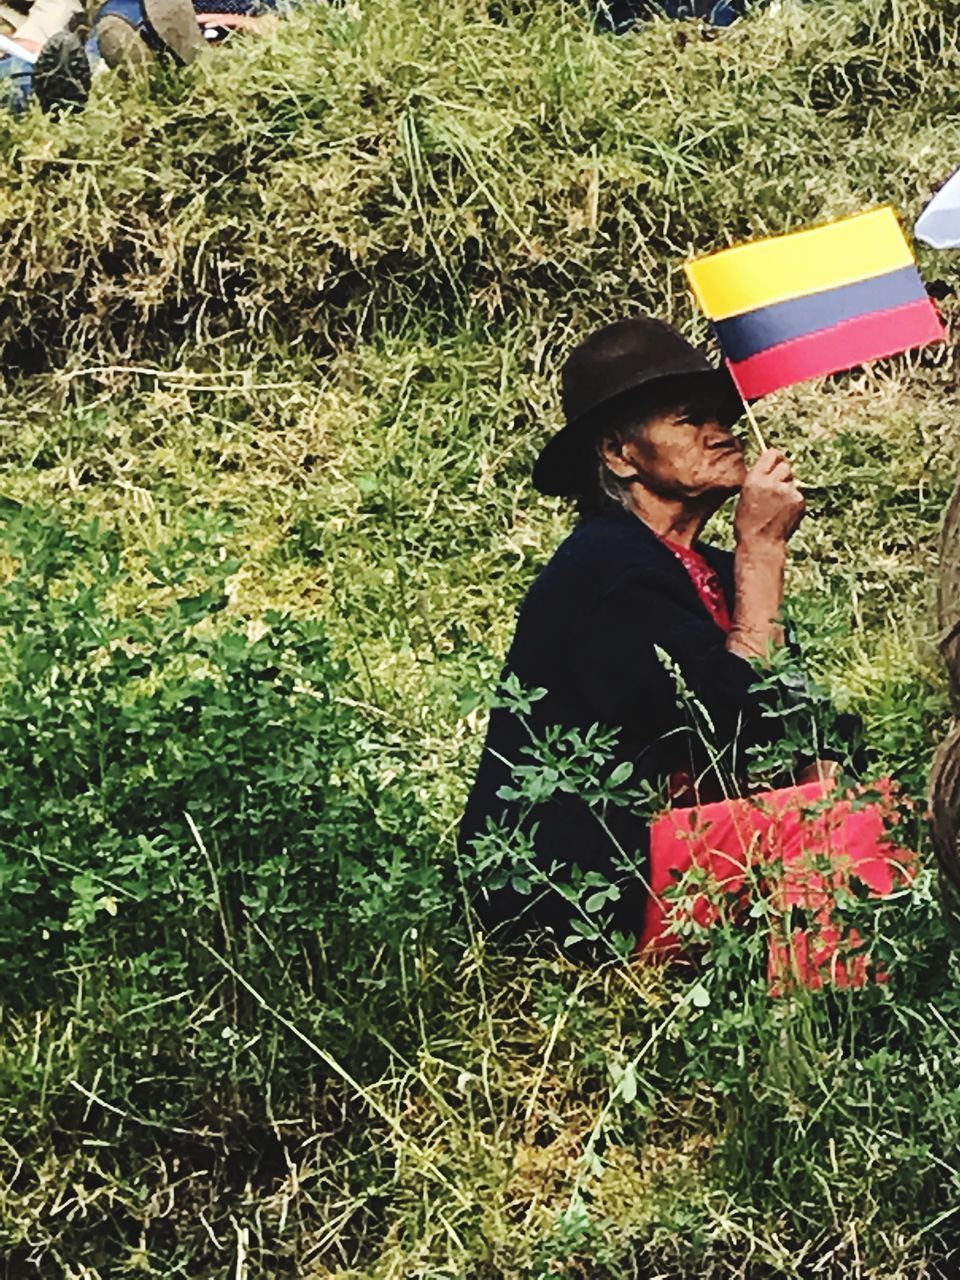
[{"left": 459, "top": 315, "right": 856, "bottom": 952}]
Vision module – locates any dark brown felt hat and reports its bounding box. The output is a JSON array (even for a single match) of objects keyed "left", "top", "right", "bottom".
[{"left": 532, "top": 316, "right": 745, "bottom": 497}]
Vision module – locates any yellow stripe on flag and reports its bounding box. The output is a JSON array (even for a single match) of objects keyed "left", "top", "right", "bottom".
[{"left": 685, "top": 208, "right": 916, "bottom": 321}]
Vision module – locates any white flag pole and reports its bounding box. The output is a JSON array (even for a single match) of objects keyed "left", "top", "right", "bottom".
[
  {"left": 741, "top": 398, "right": 767, "bottom": 453},
  {"left": 0, "top": 34, "right": 37, "bottom": 63}
]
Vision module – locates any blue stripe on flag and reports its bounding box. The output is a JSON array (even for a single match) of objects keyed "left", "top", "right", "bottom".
[{"left": 714, "top": 265, "right": 928, "bottom": 363}]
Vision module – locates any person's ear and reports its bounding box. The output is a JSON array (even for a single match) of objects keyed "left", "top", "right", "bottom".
[{"left": 598, "top": 431, "right": 638, "bottom": 481}]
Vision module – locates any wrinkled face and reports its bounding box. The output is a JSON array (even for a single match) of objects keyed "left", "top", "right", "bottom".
[{"left": 601, "top": 399, "right": 747, "bottom": 500}]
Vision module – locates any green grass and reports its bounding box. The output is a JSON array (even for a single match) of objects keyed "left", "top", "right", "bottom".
[{"left": 2, "top": 0, "right": 960, "bottom": 1274}]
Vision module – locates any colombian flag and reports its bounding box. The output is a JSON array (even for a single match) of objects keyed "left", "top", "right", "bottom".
[{"left": 685, "top": 208, "right": 944, "bottom": 401}]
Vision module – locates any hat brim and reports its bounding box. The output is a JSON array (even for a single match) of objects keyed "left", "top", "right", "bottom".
[{"left": 531, "top": 367, "right": 745, "bottom": 498}]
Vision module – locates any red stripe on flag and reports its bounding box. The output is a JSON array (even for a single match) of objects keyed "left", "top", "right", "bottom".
[{"left": 726, "top": 298, "right": 944, "bottom": 400}]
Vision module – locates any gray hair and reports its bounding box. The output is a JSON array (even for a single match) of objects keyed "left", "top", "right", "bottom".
[{"left": 593, "top": 415, "right": 648, "bottom": 510}]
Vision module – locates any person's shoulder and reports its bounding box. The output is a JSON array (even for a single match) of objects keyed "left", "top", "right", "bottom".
[
  {"left": 558, "top": 509, "right": 664, "bottom": 560},
  {"left": 514, "top": 515, "right": 644, "bottom": 624},
  {"left": 534, "top": 512, "right": 662, "bottom": 588}
]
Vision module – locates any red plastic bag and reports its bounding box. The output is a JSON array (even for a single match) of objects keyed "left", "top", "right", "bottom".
[{"left": 638, "top": 779, "right": 915, "bottom": 993}]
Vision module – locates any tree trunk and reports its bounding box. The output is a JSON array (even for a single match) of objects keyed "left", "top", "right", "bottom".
[{"left": 931, "top": 480, "right": 960, "bottom": 893}]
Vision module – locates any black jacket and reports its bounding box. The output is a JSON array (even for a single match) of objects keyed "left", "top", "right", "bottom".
[{"left": 458, "top": 506, "right": 783, "bottom": 946}]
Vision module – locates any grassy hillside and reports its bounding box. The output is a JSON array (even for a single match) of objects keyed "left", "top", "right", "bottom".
[{"left": 2, "top": 0, "right": 960, "bottom": 1275}]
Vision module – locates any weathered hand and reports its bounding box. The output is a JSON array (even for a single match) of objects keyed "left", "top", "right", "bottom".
[{"left": 733, "top": 449, "right": 806, "bottom": 546}]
